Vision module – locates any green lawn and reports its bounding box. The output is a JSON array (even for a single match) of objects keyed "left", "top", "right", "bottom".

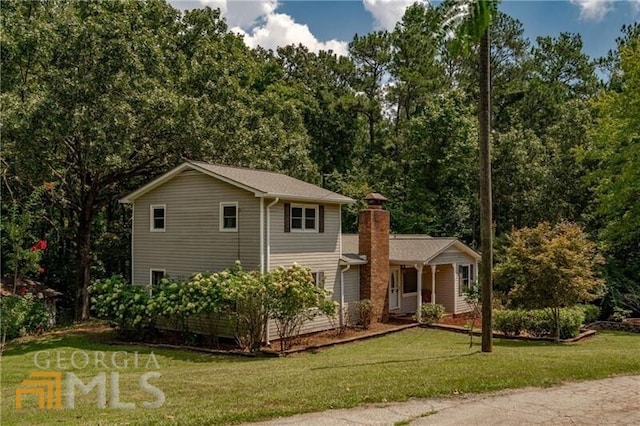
[{"left": 2, "top": 326, "right": 639, "bottom": 425}]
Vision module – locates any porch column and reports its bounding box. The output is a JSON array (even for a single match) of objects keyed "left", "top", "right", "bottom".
[
  {"left": 452, "top": 262, "right": 457, "bottom": 314},
  {"left": 431, "top": 264, "right": 436, "bottom": 304},
  {"left": 414, "top": 264, "right": 424, "bottom": 321}
]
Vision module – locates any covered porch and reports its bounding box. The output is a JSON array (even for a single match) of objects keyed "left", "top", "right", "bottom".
[{"left": 386, "top": 236, "right": 481, "bottom": 320}]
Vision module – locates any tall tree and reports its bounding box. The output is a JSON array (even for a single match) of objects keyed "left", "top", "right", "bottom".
[{"left": 585, "top": 35, "right": 640, "bottom": 316}]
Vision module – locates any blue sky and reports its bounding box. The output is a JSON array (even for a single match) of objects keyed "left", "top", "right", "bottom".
[{"left": 168, "top": 1, "right": 640, "bottom": 59}]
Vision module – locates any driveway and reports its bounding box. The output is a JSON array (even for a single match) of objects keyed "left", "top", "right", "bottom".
[{"left": 249, "top": 375, "right": 640, "bottom": 425}]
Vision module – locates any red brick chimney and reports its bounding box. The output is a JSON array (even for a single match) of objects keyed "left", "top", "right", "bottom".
[{"left": 359, "top": 192, "right": 390, "bottom": 323}]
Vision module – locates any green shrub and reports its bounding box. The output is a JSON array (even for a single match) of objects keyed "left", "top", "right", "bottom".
[
  {"left": 1, "top": 293, "right": 53, "bottom": 351},
  {"left": 420, "top": 303, "right": 445, "bottom": 325},
  {"left": 579, "top": 304, "right": 601, "bottom": 324},
  {"left": 494, "top": 309, "right": 527, "bottom": 335},
  {"left": 494, "top": 308, "right": 585, "bottom": 339},
  {"left": 356, "top": 299, "right": 374, "bottom": 329}
]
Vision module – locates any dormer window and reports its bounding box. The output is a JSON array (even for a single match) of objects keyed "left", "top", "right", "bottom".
[{"left": 150, "top": 205, "right": 166, "bottom": 231}]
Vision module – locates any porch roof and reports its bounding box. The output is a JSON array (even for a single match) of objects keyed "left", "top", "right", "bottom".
[{"left": 341, "top": 234, "right": 480, "bottom": 264}]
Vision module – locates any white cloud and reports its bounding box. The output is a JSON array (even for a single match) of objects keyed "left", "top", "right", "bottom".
[
  {"left": 232, "top": 13, "right": 348, "bottom": 56},
  {"left": 631, "top": 0, "right": 640, "bottom": 14},
  {"left": 363, "top": 0, "right": 428, "bottom": 31},
  {"left": 168, "top": 0, "right": 348, "bottom": 56},
  {"left": 570, "top": 0, "right": 614, "bottom": 21}
]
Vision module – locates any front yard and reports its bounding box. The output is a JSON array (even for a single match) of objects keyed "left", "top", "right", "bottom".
[{"left": 2, "top": 325, "right": 639, "bottom": 425}]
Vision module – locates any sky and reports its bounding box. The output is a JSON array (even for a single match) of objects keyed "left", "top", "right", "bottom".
[{"left": 168, "top": 1, "right": 640, "bottom": 59}]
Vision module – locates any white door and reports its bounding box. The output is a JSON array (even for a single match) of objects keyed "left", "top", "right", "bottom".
[{"left": 389, "top": 268, "right": 400, "bottom": 310}]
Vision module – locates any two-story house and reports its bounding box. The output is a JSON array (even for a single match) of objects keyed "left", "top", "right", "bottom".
[{"left": 121, "top": 161, "right": 479, "bottom": 339}]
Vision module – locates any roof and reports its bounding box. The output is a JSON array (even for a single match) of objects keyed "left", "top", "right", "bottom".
[
  {"left": 342, "top": 234, "right": 480, "bottom": 264},
  {"left": 120, "top": 161, "right": 354, "bottom": 204},
  {"left": 1, "top": 277, "right": 62, "bottom": 298}
]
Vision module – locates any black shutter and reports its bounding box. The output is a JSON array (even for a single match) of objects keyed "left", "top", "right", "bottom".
[
  {"left": 284, "top": 203, "right": 291, "bottom": 233},
  {"left": 318, "top": 205, "right": 325, "bottom": 233}
]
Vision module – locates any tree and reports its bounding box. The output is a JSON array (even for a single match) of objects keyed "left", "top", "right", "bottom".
[
  {"left": 585, "top": 35, "right": 640, "bottom": 317},
  {"left": 440, "top": 0, "right": 498, "bottom": 352},
  {"left": 494, "top": 222, "right": 604, "bottom": 342}
]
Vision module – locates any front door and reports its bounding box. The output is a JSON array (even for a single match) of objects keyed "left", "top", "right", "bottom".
[{"left": 389, "top": 268, "right": 400, "bottom": 310}]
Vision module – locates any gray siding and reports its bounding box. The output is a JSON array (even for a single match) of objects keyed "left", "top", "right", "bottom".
[
  {"left": 268, "top": 201, "right": 342, "bottom": 335},
  {"left": 133, "top": 170, "right": 261, "bottom": 285},
  {"left": 431, "top": 248, "right": 477, "bottom": 314},
  {"left": 433, "top": 264, "right": 456, "bottom": 313},
  {"left": 341, "top": 266, "right": 361, "bottom": 326}
]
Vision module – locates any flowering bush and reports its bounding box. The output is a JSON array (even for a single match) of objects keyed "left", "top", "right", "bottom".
[
  {"left": 89, "top": 275, "right": 150, "bottom": 333},
  {"left": 90, "top": 262, "right": 337, "bottom": 352}
]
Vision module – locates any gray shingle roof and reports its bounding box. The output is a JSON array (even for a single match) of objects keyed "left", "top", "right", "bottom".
[
  {"left": 342, "top": 234, "right": 479, "bottom": 263},
  {"left": 189, "top": 161, "right": 354, "bottom": 204},
  {"left": 121, "top": 161, "right": 354, "bottom": 204}
]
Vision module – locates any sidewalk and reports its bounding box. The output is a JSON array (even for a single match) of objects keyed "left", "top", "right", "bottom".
[{"left": 249, "top": 375, "right": 640, "bottom": 425}]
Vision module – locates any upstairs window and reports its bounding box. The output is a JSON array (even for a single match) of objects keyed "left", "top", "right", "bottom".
[
  {"left": 150, "top": 205, "right": 166, "bottom": 231},
  {"left": 220, "top": 202, "right": 238, "bottom": 232},
  {"left": 459, "top": 264, "right": 475, "bottom": 295},
  {"left": 291, "top": 205, "right": 317, "bottom": 231}
]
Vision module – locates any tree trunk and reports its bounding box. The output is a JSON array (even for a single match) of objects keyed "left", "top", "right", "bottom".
[
  {"left": 479, "top": 28, "right": 493, "bottom": 353},
  {"left": 75, "top": 196, "right": 95, "bottom": 321}
]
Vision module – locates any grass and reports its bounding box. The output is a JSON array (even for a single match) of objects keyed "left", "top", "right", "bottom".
[{"left": 1, "top": 326, "right": 639, "bottom": 425}]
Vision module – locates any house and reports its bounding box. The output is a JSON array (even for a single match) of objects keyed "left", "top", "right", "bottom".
[{"left": 120, "top": 161, "right": 479, "bottom": 338}]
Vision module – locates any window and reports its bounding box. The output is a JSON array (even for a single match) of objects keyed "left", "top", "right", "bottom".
[
  {"left": 311, "top": 271, "right": 325, "bottom": 289},
  {"left": 150, "top": 205, "right": 166, "bottom": 231},
  {"left": 291, "top": 204, "right": 317, "bottom": 231},
  {"left": 402, "top": 268, "right": 418, "bottom": 294},
  {"left": 219, "top": 202, "right": 238, "bottom": 232},
  {"left": 150, "top": 269, "right": 165, "bottom": 286},
  {"left": 459, "top": 264, "right": 475, "bottom": 295}
]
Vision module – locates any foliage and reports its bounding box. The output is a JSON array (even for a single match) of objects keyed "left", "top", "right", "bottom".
[
  {"left": 0, "top": 294, "right": 53, "bottom": 352},
  {"left": 420, "top": 303, "right": 446, "bottom": 325},
  {"left": 0, "top": 186, "right": 47, "bottom": 285},
  {"left": 578, "top": 304, "right": 601, "bottom": 324},
  {"left": 495, "top": 222, "right": 605, "bottom": 341},
  {"left": 610, "top": 307, "right": 632, "bottom": 322},
  {"left": 584, "top": 38, "right": 640, "bottom": 319},
  {"left": 494, "top": 308, "right": 585, "bottom": 339},
  {"left": 88, "top": 275, "right": 150, "bottom": 334},
  {"left": 356, "top": 299, "right": 374, "bottom": 329}
]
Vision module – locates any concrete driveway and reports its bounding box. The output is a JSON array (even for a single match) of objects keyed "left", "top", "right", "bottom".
[{"left": 249, "top": 375, "right": 640, "bottom": 425}]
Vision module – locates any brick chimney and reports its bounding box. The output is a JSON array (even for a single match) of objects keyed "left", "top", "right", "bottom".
[{"left": 359, "top": 192, "right": 390, "bottom": 323}]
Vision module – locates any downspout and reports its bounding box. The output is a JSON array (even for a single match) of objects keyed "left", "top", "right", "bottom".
[
  {"left": 259, "top": 198, "right": 264, "bottom": 273},
  {"left": 264, "top": 197, "right": 279, "bottom": 345},
  {"left": 340, "top": 263, "right": 350, "bottom": 329}
]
